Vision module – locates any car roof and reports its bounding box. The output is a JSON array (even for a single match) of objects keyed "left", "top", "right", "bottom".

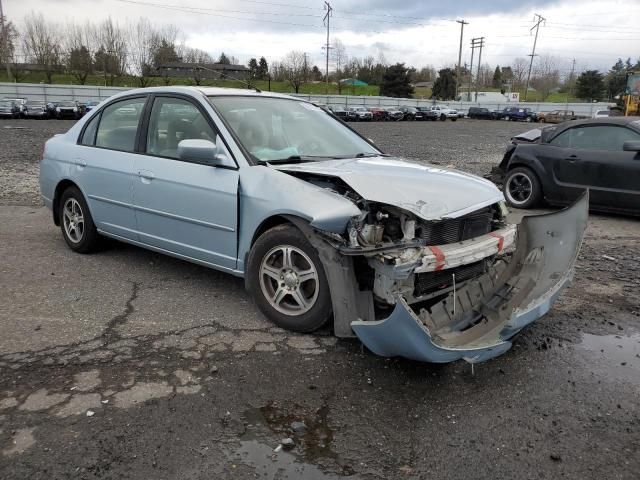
[
  {"left": 556, "top": 117, "right": 639, "bottom": 128},
  {"left": 542, "top": 116, "right": 640, "bottom": 141},
  {"left": 108, "top": 86, "right": 302, "bottom": 102}
]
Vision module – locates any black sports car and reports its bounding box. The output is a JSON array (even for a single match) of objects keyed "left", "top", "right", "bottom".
[{"left": 490, "top": 117, "right": 640, "bottom": 215}]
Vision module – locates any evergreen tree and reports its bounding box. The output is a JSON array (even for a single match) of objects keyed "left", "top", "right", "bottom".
[
  {"left": 248, "top": 58, "right": 258, "bottom": 78},
  {"left": 379, "top": 63, "right": 414, "bottom": 98},
  {"left": 492, "top": 66, "right": 502, "bottom": 88},
  {"left": 431, "top": 68, "right": 456, "bottom": 100},
  {"left": 258, "top": 57, "right": 269, "bottom": 79},
  {"left": 575, "top": 70, "right": 605, "bottom": 101}
]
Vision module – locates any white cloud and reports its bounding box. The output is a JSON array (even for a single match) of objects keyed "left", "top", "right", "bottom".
[{"left": 6, "top": 0, "right": 640, "bottom": 71}]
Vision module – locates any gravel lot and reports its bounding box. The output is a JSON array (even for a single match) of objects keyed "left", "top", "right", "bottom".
[{"left": 1, "top": 118, "right": 639, "bottom": 479}]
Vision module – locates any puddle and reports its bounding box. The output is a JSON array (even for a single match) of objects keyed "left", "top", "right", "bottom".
[
  {"left": 230, "top": 403, "right": 358, "bottom": 478},
  {"left": 232, "top": 440, "right": 349, "bottom": 479},
  {"left": 578, "top": 333, "right": 640, "bottom": 384}
]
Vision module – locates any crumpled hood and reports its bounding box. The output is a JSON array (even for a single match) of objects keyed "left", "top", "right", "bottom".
[{"left": 273, "top": 156, "right": 503, "bottom": 220}]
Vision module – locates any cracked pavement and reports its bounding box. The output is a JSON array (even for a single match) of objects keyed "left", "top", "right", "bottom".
[{"left": 1, "top": 119, "right": 639, "bottom": 479}]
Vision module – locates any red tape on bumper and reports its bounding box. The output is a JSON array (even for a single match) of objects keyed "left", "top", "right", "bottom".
[{"left": 427, "top": 246, "right": 446, "bottom": 271}]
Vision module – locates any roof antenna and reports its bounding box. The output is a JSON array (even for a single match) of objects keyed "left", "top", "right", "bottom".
[{"left": 194, "top": 64, "right": 261, "bottom": 93}]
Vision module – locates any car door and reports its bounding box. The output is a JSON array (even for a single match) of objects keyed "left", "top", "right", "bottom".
[
  {"left": 132, "top": 94, "right": 240, "bottom": 271},
  {"left": 74, "top": 96, "right": 147, "bottom": 240},
  {"left": 548, "top": 124, "right": 640, "bottom": 210}
]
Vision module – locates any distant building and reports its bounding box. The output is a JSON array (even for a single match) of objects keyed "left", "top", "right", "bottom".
[{"left": 157, "top": 62, "right": 249, "bottom": 80}]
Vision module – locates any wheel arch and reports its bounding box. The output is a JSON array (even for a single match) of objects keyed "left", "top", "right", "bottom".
[{"left": 52, "top": 179, "right": 83, "bottom": 226}]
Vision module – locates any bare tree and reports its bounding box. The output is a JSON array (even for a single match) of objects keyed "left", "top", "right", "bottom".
[
  {"left": 63, "top": 22, "right": 94, "bottom": 84},
  {"left": 0, "top": 17, "right": 19, "bottom": 78},
  {"left": 183, "top": 47, "right": 214, "bottom": 85},
  {"left": 127, "top": 18, "right": 156, "bottom": 87},
  {"left": 22, "top": 12, "right": 61, "bottom": 83},
  {"left": 152, "top": 25, "right": 181, "bottom": 85},
  {"left": 282, "top": 50, "right": 307, "bottom": 93},
  {"left": 94, "top": 18, "right": 127, "bottom": 86},
  {"left": 332, "top": 38, "right": 347, "bottom": 93},
  {"left": 511, "top": 57, "right": 529, "bottom": 88},
  {"left": 531, "top": 54, "right": 560, "bottom": 100}
]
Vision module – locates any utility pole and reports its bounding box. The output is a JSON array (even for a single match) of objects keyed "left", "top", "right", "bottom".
[
  {"left": 524, "top": 13, "right": 545, "bottom": 102},
  {"left": 455, "top": 20, "right": 468, "bottom": 101},
  {"left": 475, "top": 37, "right": 485, "bottom": 102},
  {"left": 323, "top": 1, "right": 333, "bottom": 95},
  {"left": 468, "top": 38, "right": 482, "bottom": 102}
]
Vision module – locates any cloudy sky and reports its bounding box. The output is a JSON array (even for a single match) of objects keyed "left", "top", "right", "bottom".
[{"left": 5, "top": 0, "right": 640, "bottom": 73}]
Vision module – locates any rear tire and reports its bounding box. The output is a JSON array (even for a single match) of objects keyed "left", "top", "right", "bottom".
[
  {"left": 247, "top": 224, "right": 332, "bottom": 333},
  {"left": 503, "top": 167, "right": 542, "bottom": 209},
  {"left": 59, "top": 186, "right": 101, "bottom": 253}
]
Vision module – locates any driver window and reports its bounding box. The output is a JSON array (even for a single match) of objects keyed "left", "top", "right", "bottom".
[{"left": 146, "top": 97, "right": 216, "bottom": 159}]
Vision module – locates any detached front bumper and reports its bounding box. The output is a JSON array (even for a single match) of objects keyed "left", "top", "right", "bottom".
[{"left": 351, "top": 192, "right": 588, "bottom": 364}]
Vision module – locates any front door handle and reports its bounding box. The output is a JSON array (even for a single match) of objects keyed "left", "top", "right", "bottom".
[
  {"left": 138, "top": 170, "right": 155, "bottom": 180},
  {"left": 566, "top": 155, "right": 581, "bottom": 162},
  {"left": 74, "top": 159, "right": 87, "bottom": 168}
]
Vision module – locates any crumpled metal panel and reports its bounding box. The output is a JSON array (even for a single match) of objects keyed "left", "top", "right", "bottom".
[
  {"left": 351, "top": 192, "right": 589, "bottom": 364},
  {"left": 273, "top": 157, "right": 504, "bottom": 220}
]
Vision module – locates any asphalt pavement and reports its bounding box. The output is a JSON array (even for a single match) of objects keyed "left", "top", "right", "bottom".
[{"left": 0, "top": 118, "right": 639, "bottom": 479}]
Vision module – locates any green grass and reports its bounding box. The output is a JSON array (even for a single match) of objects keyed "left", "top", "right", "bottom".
[{"left": 0, "top": 72, "right": 380, "bottom": 96}]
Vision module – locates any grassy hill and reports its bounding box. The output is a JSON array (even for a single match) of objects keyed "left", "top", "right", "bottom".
[{"left": 0, "top": 72, "right": 380, "bottom": 97}]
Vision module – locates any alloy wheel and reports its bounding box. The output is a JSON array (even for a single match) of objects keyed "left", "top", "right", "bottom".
[
  {"left": 259, "top": 245, "right": 319, "bottom": 316},
  {"left": 62, "top": 198, "right": 85, "bottom": 243}
]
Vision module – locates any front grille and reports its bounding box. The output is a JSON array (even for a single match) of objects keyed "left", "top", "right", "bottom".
[
  {"left": 418, "top": 208, "right": 493, "bottom": 245},
  {"left": 414, "top": 261, "right": 486, "bottom": 297}
]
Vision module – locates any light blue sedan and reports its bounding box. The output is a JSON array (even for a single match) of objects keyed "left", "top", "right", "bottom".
[{"left": 39, "top": 87, "right": 588, "bottom": 364}]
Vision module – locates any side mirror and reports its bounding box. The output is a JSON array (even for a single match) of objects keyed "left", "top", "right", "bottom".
[
  {"left": 177, "top": 139, "right": 234, "bottom": 167},
  {"left": 623, "top": 141, "right": 640, "bottom": 153}
]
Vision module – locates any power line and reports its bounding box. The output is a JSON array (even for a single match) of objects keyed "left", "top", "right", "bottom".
[{"left": 525, "top": 13, "right": 545, "bottom": 101}]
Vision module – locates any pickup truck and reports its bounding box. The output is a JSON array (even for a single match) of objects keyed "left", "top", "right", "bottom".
[
  {"left": 429, "top": 105, "right": 458, "bottom": 121},
  {"left": 538, "top": 109, "right": 578, "bottom": 124}
]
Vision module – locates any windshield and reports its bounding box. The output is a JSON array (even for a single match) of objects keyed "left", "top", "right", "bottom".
[
  {"left": 0, "top": 100, "right": 12, "bottom": 107},
  {"left": 208, "top": 96, "right": 380, "bottom": 162},
  {"left": 60, "top": 101, "right": 76, "bottom": 107}
]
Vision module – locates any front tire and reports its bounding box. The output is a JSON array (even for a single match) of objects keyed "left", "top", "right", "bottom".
[
  {"left": 59, "top": 186, "right": 101, "bottom": 253},
  {"left": 503, "top": 167, "right": 542, "bottom": 209},
  {"left": 246, "top": 224, "right": 332, "bottom": 333}
]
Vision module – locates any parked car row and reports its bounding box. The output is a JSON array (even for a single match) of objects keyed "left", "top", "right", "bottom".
[
  {"left": 324, "top": 104, "right": 460, "bottom": 122},
  {"left": 0, "top": 97, "right": 98, "bottom": 120}
]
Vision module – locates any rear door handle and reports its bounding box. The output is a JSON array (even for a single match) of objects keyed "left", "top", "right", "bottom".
[{"left": 138, "top": 170, "right": 155, "bottom": 183}]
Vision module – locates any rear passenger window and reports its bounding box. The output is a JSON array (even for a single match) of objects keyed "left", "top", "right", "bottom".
[
  {"left": 80, "top": 113, "right": 100, "bottom": 146},
  {"left": 145, "top": 97, "right": 216, "bottom": 159},
  {"left": 95, "top": 97, "right": 146, "bottom": 152}
]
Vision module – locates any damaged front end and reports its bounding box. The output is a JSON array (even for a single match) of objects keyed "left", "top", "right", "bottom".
[
  {"left": 278, "top": 165, "right": 587, "bottom": 364},
  {"left": 350, "top": 192, "right": 588, "bottom": 364}
]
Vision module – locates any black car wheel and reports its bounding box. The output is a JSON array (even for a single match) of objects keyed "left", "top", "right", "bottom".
[
  {"left": 504, "top": 115, "right": 511, "bottom": 121},
  {"left": 503, "top": 167, "right": 542, "bottom": 209},
  {"left": 440, "top": 114, "right": 446, "bottom": 121},
  {"left": 247, "top": 224, "right": 332, "bottom": 333}
]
